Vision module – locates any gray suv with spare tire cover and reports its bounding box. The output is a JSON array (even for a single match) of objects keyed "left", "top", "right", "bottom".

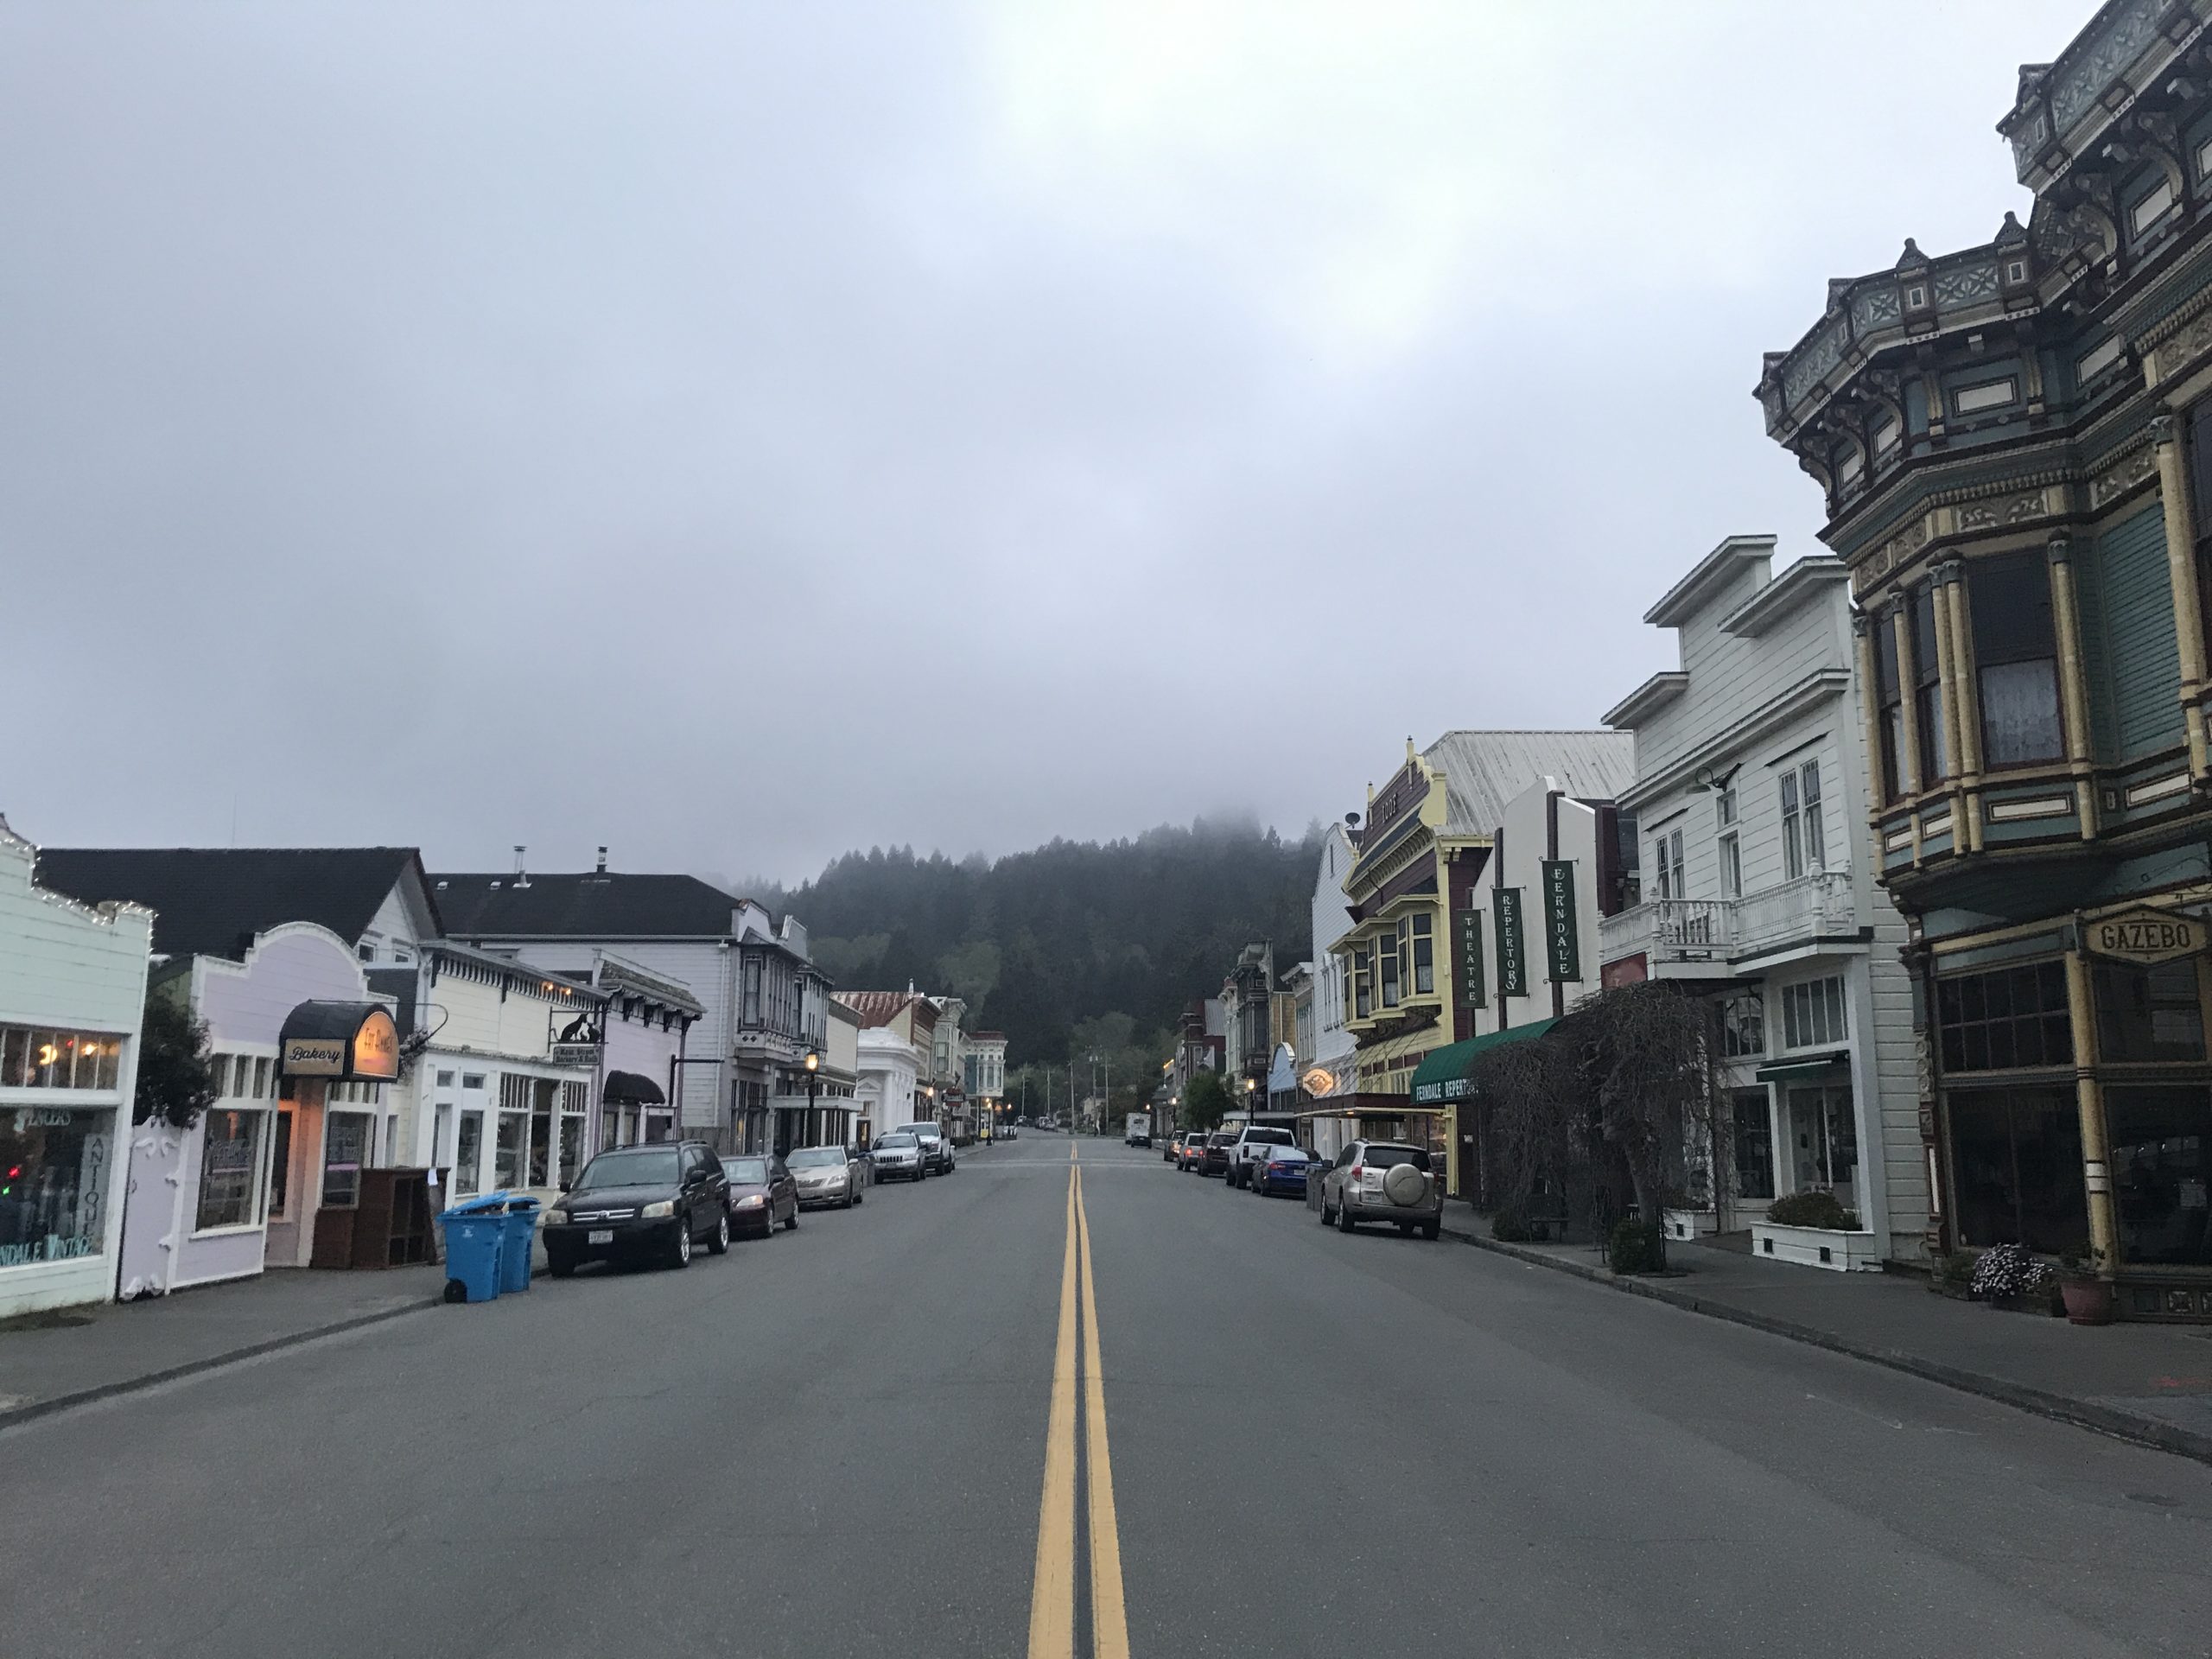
[{"left": 1319, "top": 1141, "right": 1442, "bottom": 1238}]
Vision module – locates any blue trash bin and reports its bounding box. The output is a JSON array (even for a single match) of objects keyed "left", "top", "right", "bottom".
[
  {"left": 499, "top": 1197, "right": 541, "bottom": 1294},
  {"left": 438, "top": 1195, "right": 510, "bottom": 1304}
]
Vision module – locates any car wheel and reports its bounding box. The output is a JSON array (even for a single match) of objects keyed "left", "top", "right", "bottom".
[
  {"left": 842, "top": 1189, "right": 855, "bottom": 1210},
  {"left": 1397, "top": 1222, "right": 1414, "bottom": 1236},
  {"left": 707, "top": 1212, "right": 730, "bottom": 1255},
  {"left": 1422, "top": 1218, "right": 1441, "bottom": 1240},
  {"left": 671, "top": 1222, "right": 692, "bottom": 1268},
  {"left": 785, "top": 1207, "right": 798, "bottom": 1230},
  {"left": 1319, "top": 1194, "right": 1332, "bottom": 1225},
  {"left": 547, "top": 1249, "right": 577, "bottom": 1279},
  {"left": 1337, "top": 1200, "right": 1357, "bottom": 1234}
]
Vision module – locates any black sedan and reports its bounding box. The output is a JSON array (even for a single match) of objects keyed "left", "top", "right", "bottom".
[{"left": 542, "top": 1141, "right": 731, "bottom": 1274}]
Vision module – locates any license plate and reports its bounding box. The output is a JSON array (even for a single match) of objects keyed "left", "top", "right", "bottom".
[{"left": 588, "top": 1230, "right": 613, "bottom": 1245}]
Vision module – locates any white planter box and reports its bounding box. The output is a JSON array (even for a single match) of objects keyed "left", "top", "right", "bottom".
[
  {"left": 1752, "top": 1222, "right": 1883, "bottom": 1272},
  {"left": 1662, "top": 1207, "right": 1718, "bottom": 1243}
]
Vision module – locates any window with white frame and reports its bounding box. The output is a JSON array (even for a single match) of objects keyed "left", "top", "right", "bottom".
[
  {"left": 1718, "top": 991, "right": 1764, "bottom": 1058},
  {"left": 1716, "top": 787, "right": 1741, "bottom": 899},
  {"left": 195, "top": 1107, "right": 267, "bottom": 1230},
  {"left": 1781, "top": 761, "right": 1825, "bottom": 880},
  {"left": 1779, "top": 976, "right": 1847, "bottom": 1049},
  {"left": 1411, "top": 912, "right": 1434, "bottom": 995},
  {"left": 1652, "top": 829, "right": 1685, "bottom": 901}
]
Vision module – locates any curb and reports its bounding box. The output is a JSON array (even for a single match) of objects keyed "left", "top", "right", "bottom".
[
  {"left": 1441, "top": 1224, "right": 2212, "bottom": 1470},
  {"left": 0, "top": 1295, "right": 440, "bottom": 1433}
]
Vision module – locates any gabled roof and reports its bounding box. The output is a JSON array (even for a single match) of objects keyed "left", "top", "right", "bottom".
[
  {"left": 835, "top": 990, "right": 938, "bottom": 1033},
  {"left": 432, "top": 871, "right": 749, "bottom": 941},
  {"left": 1421, "top": 731, "right": 1638, "bottom": 837},
  {"left": 33, "top": 847, "right": 432, "bottom": 963}
]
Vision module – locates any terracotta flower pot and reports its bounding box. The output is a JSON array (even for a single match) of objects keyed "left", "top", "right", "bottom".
[{"left": 2060, "top": 1275, "right": 2114, "bottom": 1326}]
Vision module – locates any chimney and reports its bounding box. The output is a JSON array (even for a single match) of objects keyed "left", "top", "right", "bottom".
[
  {"left": 595, "top": 846, "right": 608, "bottom": 874},
  {"left": 512, "top": 845, "right": 530, "bottom": 887}
]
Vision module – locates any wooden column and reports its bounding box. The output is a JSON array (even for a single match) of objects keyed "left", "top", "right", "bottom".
[
  {"left": 1853, "top": 610, "right": 1888, "bottom": 835},
  {"left": 2063, "top": 948, "right": 2120, "bottom": 1275},
  {"left": 1927, "top": 564, "right": 1971, "bottom": 852},
  {"left": 2150, "top": 414, "right": 2211, "bottom": 779},
  {"left": 2044, "top": 532, "right": 2100, "bottom": 838},
  {"left": 1890, "top": 596, "right": 1925, "bottom": 865}
]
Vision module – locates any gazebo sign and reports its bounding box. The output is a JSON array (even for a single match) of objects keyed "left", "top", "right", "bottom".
[{"left": 2084, "top": 908, "right": 2202, "bottom": 966}]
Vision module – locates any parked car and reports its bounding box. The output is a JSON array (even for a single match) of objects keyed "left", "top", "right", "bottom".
[
  {"left": 722, "top": 1154, "right": 799, "bottom": 1236},
  {"left": 906, "top": 1121, "right": 956, "bottom": 1175},
  {"left": 543, "top": 1141, "right": 731, "bottom": 1274},
  {"left": 1319, "top": 1141, "right": 1442, "bottom": 1238},
  {"left": 1225, "top": 1125, "right": 1297, "bottom": 1189},
  {"left": 872, "top": 1130, "right": 926, "bottom": 1181},
  {"left": 1198, "top": 1131, "right": 1236, "bottom": 1178},
  {"left": 1179, "top": 1132, "right": 1214, "bottom": 1171},
  {"left": 787, "top": 1144, "right": 863, "bottom": 1210},
  {"left": 1251, "top": 1144, "right": 1315, "bottom": 1198},
  {"left": 1163, "top": 1132, "right": 1183, "bottom": 1164}
]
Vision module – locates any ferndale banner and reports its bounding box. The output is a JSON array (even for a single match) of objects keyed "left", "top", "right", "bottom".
[
  {"left": 1456, "top": 907, "right": 1484, "bottom": 1007},
  {"left": 1541, "top": 860, "right": 1580, "bottom": 982},
  {"left": 1494, "top": 887, "right": 1529, "bottom": 998}
]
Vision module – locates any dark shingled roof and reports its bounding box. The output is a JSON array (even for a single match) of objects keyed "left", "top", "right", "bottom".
[
  {"left": 33, "top": 848, "right": 429, "bottom": 963},
  {"left": 431, "top": 871, "right": 748, "bottom": 940}
]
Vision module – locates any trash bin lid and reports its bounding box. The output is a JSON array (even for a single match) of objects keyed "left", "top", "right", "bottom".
[
  {"left": 445, "top": 1193, "right": 511, "bottom": 1216},
  {"left": 504, "top": 1196, "right": 542, "bottom": 1214}
]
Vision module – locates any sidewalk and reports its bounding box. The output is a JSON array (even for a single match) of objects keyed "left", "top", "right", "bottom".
[
  {"left": 1443, "top": 1208, "right": 2212, "bottom": 1465},
  {"left": 0, "top": 1267, "right": 443, "bottom": 1427}
]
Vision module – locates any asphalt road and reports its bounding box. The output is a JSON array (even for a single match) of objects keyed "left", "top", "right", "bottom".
[{"left": 6, "top": 1139, "right": 2212, "bottom": 1657}]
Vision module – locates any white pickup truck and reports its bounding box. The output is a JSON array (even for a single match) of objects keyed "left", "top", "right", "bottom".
[{"left": 1123, "top": 1112, "right": 1152, "bottom": 1147}]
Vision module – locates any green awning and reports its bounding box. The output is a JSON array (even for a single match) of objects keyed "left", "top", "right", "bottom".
[
  {"left": 1754, "top": 1051, "right": 1850, "bottom": 1082},
  {"left": 1408, "top": 1017, "right": 1560, "bottom": 1105}
]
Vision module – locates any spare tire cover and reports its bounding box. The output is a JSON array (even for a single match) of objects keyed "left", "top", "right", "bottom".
[{"left": 1382, "top": 1161, "right": 1427, "bottom": 1206}]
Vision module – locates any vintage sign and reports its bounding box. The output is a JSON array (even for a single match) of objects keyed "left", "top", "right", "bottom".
[
  {"left": 2083, "top": 908, "right": 2202, "bottom": 966},
  {"left": 1541, "top": 860, "right": 1581, "bottom": 983},
  {"left": 1457, "top": 908, "right": 1485, "bottom": 1007},
  {"left": 1494, "top": 887, "right": 1529, "bottom": 999},
  {"left": 281, "top": 1004, "right": 401, "bottom": 1081},
  {"left": 550, "top": 1044, "right": 601, "bottom": 1068}
]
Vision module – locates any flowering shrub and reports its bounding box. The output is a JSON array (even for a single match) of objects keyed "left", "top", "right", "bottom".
[
  {"left": 1765, "top": 1191, "right": 1861, "bottom": 1230},
  {"left": 1969, "top": 1242, "right": 2053, "bottom": 1301}
]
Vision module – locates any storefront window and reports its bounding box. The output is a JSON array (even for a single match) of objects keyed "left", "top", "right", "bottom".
[
  {"left": 0, "top": 1108, "right": 112, "bottom": 1266},
  {"left": 2106, "top": 1086, "right": 2212, "bottom": 1267},
  {"left": 558, "top": 1081, "right": 588, "bottom": 1185},
  {"left": 454, "top": 1110, "right": 484, "bottom": 1196},
  {"left": 2094, "top": 961, "right": 2206, "bottom": 1063},
  {"left": 1947, "top": 1086, "right": 2087, "bottom": 1251},
  {"left": 493, "top": 1112, "right": 524, "bottom": 1189},
  {"left": 1936, "top": 962, "right": 2072, "bottom": 1071},
  {"left": 270, "top": 1109, "right": 294, "bottom": 1217},
  {"left": 195, "top": 1108, "right": 265, "bottom": 1230},
  {"left": 1732, "top": 1091, "right": 1775, "bottom": 1200},
  {"left": 0, "top": 1025, "right": 124, "bottom": 1090},
  {"left": 321, "top": 1111, "right": 372, "bottom": 1209}
]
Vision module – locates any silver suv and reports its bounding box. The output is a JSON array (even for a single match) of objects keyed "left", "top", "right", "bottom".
[
  {"left": 1319, "top": 1141, "right": 1442, "bottom": 1238},
  {"left": 1224, "top": 1124, "right": 1297, "bottom": 1189}
]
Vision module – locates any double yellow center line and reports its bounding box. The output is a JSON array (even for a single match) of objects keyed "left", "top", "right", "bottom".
[{"left": 1027, "top": 1151, "right": 1130, "bottom": 1659}]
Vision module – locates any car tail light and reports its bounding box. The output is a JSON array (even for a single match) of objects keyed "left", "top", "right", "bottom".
[{"left": 1351, "top": 1164, "right": 1364, "bottom": 1180}]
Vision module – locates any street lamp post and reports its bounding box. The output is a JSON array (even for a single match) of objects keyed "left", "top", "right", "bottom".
[{"left": 804, "top": 1048, "right": 820, "bottom": 1147}]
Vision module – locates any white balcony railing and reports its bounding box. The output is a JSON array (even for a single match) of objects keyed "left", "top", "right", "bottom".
[{"left": 1599, "top": 872, "right": 1859, "bottom": 973}]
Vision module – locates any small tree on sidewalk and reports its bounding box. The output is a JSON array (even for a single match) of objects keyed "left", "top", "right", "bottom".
[
  {"left": 135, "top": 991, "right": 220, "bottom": 1130},
  {"left": 1180, "top": 1069, "right": 1232, "bottom": 1132}
]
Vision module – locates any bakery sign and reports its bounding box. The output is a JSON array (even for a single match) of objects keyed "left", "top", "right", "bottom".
[
  {"left": 2083, "top": 908, "right": 2202, "bottom": 967},
  {"left": 279, "top": 1001, "right": 403, "bottom": 1081}
]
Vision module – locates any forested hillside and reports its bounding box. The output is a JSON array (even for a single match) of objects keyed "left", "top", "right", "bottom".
[{"left": 771, "top": 818, "right": 1321, "bottom": 1067}]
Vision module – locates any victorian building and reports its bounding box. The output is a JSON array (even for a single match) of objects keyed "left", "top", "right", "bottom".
[
  {"left": 1758, "top": 0, "right": 2212, "bottom": 1313},
  {"left": 1597, "top": 537, "right": 1927, "bottom": 1262},
  {"left": 1328, "top": 732, "right": 1633, "bottom": 1193}
]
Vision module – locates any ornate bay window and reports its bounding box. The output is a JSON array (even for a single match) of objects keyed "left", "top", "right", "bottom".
[{"left": 1967, "top": 552, "right": 2064, "bottom": 767}]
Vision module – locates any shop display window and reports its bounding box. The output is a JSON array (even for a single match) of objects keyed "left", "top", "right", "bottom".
[
  {"left": 1947, "top": 1086, "right": 2087, "bottom": 1251},
  {"left": 0, "top": 1025, "right": 124, "bottom": 1090},
  {"left": 2094, "top": 961, "right": 2206, "bottom": 1063},
  {"left": 1936, "top": 962, "right": 2072, "bottom": 1071},
  {"left": 454, "top": 1111, "right": 483, "bottom": 1196},
  {"left": 2105, "top": 1085, "right": 2212, "bottom": 1267},
  {"left": 195, "top": 1108, "right": 265, "bottom": 1230},
  {"left": 321, "top": 1111, "right": 372, "bottom": 1208},
  {"left": 0, "top": 1108, "right": 113, "bottom": 1266}
]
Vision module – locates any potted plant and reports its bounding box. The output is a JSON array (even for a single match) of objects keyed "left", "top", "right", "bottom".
[
  {"left": 1751, "top": 1190, "right": 1882, "bottom": 1271},
  {"left": 2056, "top": 1242, "right": 2114, "bottom": 1326}
]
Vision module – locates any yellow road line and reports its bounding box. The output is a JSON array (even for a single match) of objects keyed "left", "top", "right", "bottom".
[
  {"left": 1027, "top": 1168, "right": 1080, "bottom": 1659},
  {"left": 1076, "top": 1168, "right": 1131, "bottom": 1659}
]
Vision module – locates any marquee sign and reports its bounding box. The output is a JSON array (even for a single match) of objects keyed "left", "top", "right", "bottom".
[{"left": 2083, "top": 908, "right": 2202, "bottom": 967}]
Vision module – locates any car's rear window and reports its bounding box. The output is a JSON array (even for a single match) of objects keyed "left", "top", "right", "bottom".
[
  {"left": 1363, "top": 1147, "right": 1431, "bottom": 1172},
  {"left": 1245, "top": 1128, "right": 1294, "bottom": 1145},
  {"left": 1208, "top": 1133, "right": 1236, "bottom": 1147}
]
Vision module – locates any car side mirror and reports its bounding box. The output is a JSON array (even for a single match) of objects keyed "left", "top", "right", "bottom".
[{"left": 558, "top": 1180, "right": 571, "bottom": 1194}]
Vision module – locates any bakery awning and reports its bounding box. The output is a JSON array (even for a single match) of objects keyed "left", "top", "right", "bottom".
[
  {"left": 278, "top": 1001, "right": 401, "bottom": 1082},
  {"left": 602, "top": 1069, "right": 666, "bottom": 1105},
  {"left": 1408, "top": 1017, "right": 1560, "bottom": 1105}
]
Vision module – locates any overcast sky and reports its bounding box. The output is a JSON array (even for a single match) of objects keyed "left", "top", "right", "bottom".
[{"left": 0, "top": 1, "right": 2091, "bottom": 884}]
